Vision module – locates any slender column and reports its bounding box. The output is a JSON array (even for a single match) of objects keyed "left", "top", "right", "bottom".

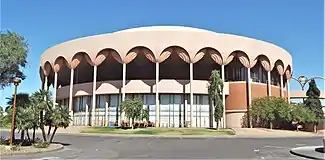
[
  {"left": 280, "top": 75, "right": 284, "bottom": 97},
  {"left": 69, "top": 68, "right": 74, "bottom": 125},
  {"left": 190, "top": 62, "right": 194, "bottom": 127},
  {"left": 267, "top": 71, "right": 271, "bottom": 96},
  {"left": 105, "top": 101, "right": 109, "bottom": 126},
  {"left": 53, "top": 72, "right": 58, "bottom": 107},
  {"left": 155, "top": 62, "right": 160, "bottom": 127},
  {"left": 287, "top": 79, "right": 291, "bottom": 104},
  {"left": 85, "top": 103, "right": 89, "bottom": 125},
  {"left": 221, "top": 65, "right": 226, "bottom": 128},
  {"left": 247, "top": 67, "right": 252, "bottom": 128},
  {"left": 91, "top": 65, "right": 97, "bottom": 126},
  {"left": 247, "top": 68, "right": 252, "bottom": 106},
  {"left": 44, "top": 76, "right": 48, "bottom": 91},
  {"left": 121, "top": 63, "right": 126, "bottom": 121}
]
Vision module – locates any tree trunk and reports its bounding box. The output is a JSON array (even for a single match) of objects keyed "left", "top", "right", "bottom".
[
  {"left": 50, "top": 127, "right": 58, "bottom": 143},
  {"left": 47, "top": 125, "right": 52, "bottom": 136},
  {"left": 209, "top": 97, "right": 213, "bottom": 128},
  {"left": 216, "top": 121, "right": 219, "bottom": 130},
  {"left": 39, "top": 111, "right": 47, "bottom": 142},
  {"left": 32, "top": 127, "right": 36, "bottom": 143},
  {"left": 26, "top": 129, "right": 31, "bottom": 142},
  {"left": 270, "top": 122, "right": 273, "bottom": 129},
  {"left": 20, "top": 130, "right": 25, "bottom": 141}
]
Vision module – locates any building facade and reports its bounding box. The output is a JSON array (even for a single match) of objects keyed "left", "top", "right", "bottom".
[{"left": 39, "top": 26, "right": 293, "bottom": 128}]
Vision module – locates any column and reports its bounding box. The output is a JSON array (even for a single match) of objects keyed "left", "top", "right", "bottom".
[
  {"left": 68, "top": 68, "right": 74, "bottom": 125},
  {"left": 121, "top": 63, "right": 126, "bottom": 122},
  {"left": 44, "top": 76, "right": 48, "bottom": 91},
  {"left": 53, "top": 72, "right": 58, "bottom": 107},
  {"left": 189, "top": 62, "right": 194, "bottom": 127},
  {"left": 267, "top": 71, "right": 271, "bottom": 96},
  {"left": 91, "top": 65, "right": 97, "bottom": 126},
  {"left": 221, "top": 65, "right": 226, "bottom": 128},
  {"left": 287, "top": 79, "right": 291, "bottom": 104},
  {"left": 155, "top": 62, "right": 160, "bottom": 127},
  {"left": 247, "top": 68, "right": 252, "bottom": 128},
  {"left": 105, "top": 101, "right": 109, "bottom": 126},
  {"left": 280, "top": 75, "right": 284, "bottom": 97}
]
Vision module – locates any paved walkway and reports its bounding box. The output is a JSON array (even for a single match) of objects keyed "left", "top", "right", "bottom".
[
  {"left": 1, "top": 127, "right": 322, "bottom": 138},
  {"left": 232, "top": 128, "right": 322, "bottom": 138}
]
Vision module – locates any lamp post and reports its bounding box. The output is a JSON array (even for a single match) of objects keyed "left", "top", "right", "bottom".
[
  {"left": 291, "top": 75, "right": 325, "bottom": 91},
  {"left": 9, "top": 77, "right": 21, "bottom": 146}
]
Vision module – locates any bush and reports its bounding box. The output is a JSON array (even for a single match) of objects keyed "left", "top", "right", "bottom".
[
  {"left": 250, "top": 96, "right": 318, "bottom": 130},
  {"left": 250, "top": 97, "right": 291, "bottom": 129},
  {"left": 33, "top": 141, "right": 50, "bottom": 148}
]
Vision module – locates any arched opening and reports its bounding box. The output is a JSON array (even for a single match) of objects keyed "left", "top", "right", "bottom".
[
  {"left": 159, "top": 46, "right": 190, "bottom": 128},
  {"left": 250, "top": 55, "right": 269, "bottom": 83},
  {"left": 43, "top": 61, "right": 53, "bottom": 88},
  {"left": 193, "top": 48, "right": 222, "bottom": 80},
  {"left": 72, "top": 52, "right": 93, "bottom": 84},
  {"left": 225, "top": 51, "right": 249, "bottom": 82},
  {"left": 271, "top": 68, "right": 280, "bottom": 86},
  {"left": 159, "top": 46, "right": 190, "bottom": 80},
  {"left": 54, "top": 56, "right": 70, "bottom": 87},
  {"left": 126, "top": 47, "right": 155, "bottom": 80},
  {"left": 96, "top": 49, "right": 123, "bottom": 81}
]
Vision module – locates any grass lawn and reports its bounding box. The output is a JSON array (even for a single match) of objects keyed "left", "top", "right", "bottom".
[{"left": 81, "top": 127, "right": 235, "bottom": 136}]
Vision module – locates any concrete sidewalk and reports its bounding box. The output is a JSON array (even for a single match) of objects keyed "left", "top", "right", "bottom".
[
  {"left": 232, "top": 128, "right": 323, "bottom": 138},
  {"left": 1, "top": 127, "right": 323, "bottom": 138}
]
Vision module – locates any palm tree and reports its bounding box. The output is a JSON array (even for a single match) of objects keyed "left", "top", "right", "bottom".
[
  {"left": 31, "top": 89, "right": 52, "bottom": 142},
  {"left": 49, "top": 105, "right": 71, "bottom": 143}
]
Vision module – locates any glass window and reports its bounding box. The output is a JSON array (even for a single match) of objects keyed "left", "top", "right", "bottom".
[
  {"left": 251, "top": 63, "right": 267, "bottom": 83},
  {"left": 225, "top": 58, "right": 247, "bottom": 82}
]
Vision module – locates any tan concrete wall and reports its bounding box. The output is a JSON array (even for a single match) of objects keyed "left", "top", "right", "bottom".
[
  {"left": 56, "top": 79, "right": 230, "bottom": 100},
  {"left": 226, "top": 112, "right": 246, "bottom": 128}
]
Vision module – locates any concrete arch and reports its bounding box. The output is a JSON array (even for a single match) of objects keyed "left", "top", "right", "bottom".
[
  {"left": 125, "top": 46, "right": 156, "bottom": 64},
  {"left": 252, "top": 54, "right": 271, "bottom": 71},
  {"left": 43, "top": 61, "right": 53, "bottom": 76},
  {"left": 54, "top": 56, "right": 69, "bottom": 73},
  {"left": 225, "top": 50, "right": 250, "bottom": 68},
  {"left": 39, "top": 66, "right": 45, "bottom": 82},
  {"left": 285, "top": 65, "right": 292, "bottom": 79},
  {"left": 71, "top": 52, "right": 93, "bottom": 69},
  {"left": 160, "top": 46, "right": 190, "bottom": 63},
  {"left": 274, "top": 60, "right": 285, "bottom": 75},
  {"left": 194, "top": 47, "right": 223, "bottom": 65},
  {"left": 95, "top": 48, "right": 122, "bottom": 66}
]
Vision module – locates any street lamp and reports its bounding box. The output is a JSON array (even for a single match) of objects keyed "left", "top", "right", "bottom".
[
  {"left": 291, "top": 75, "right": 325, "bottom": 91},
  {"left": 9, "top": 77, "right": 21, "bottom": 146}
]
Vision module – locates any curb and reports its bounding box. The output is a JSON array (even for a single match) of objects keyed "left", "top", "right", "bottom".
[
  {"left": 0, "top": 144, "right": 64, "bottom": 157},
  {"left": 74, "top": 132, "right": 323, "bottom": 139},
  {"left": 290, "top": 146, "right": 324, "bottom": 160}
]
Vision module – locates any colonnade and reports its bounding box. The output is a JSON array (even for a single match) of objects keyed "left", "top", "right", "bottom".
[{"left": 43, "top": 61, "right": 289, "bottom": 128}]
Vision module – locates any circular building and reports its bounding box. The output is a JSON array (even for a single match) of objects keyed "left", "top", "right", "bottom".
[{"left": 39, "top": 26, "right": 293, "bottom": 128}]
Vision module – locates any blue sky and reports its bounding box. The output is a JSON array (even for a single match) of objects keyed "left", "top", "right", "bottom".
[{"left": 0, "top": 0, "right": 324, "bottom": 107}]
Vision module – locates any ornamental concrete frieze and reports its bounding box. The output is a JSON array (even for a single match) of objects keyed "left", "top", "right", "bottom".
[{"left": 39, "top": 26, "right": 292, "bottom": 82}]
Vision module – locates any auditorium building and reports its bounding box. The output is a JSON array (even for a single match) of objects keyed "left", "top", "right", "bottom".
[{"left": 39, "top": 26, "right": 292, "bottom": 128}]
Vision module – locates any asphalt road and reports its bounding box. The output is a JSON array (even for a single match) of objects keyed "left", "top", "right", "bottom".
[{"left": 0, "top": 130, "right": 322, "bottom": 160}]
